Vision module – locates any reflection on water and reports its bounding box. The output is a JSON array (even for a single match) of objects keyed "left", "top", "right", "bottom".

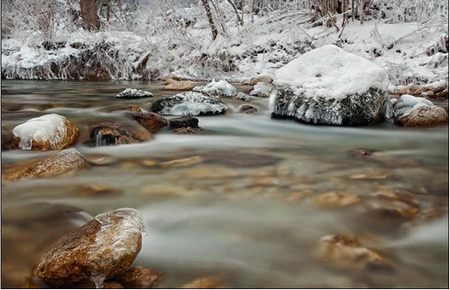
[{"left": 1, "top": 80, "right": 449, "bottom": 288}]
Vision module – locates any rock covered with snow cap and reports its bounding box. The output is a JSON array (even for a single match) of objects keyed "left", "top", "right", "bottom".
[
  {"left": 33, "top": 208, "right": 144, "bottom": 288},
  {"left": 116, "top": 88, "right": 153, "bottom": 99},
  {"left": 193, "top": 80, "right": 238, "bottom": 98},
  {"left": 271, "top": 45, "right": 390, "bottom": 125},
  {"left": 393, "top": 94, "right": 448, "bottom": 127},
  {"left": 12, "top": 114, "right": 79, "bottom": 150},
  {"left": 250, "top": 82, "right": 274, "bottom": 98},
  {"left": 3, "top": 148, "right": 88, "bottom": 181},
  {"left": 151, "top": 91, "right": 228, "bottom": 116}
]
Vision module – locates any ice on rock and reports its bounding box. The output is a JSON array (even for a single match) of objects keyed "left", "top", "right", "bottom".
[
  {"left": 250, "top": 82, "right": 273, "bottom": 98},
  {"left": 116, "top": 88, "right": 153, "bottom": 99},
  {"left": 12, "top": 114, "right": 67, "bottom": 150},
  {"left": 193, "top": 80, "right": 238, "bottom": 97}
]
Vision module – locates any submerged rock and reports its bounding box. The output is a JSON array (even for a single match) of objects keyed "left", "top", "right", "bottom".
[
  {"left": 193, "top": 80, "right": 238, "bottom": 97},
  {"left": 316, "top": 235, "right": 388, "bottom": 271},
  {"left": 271, "top": 45, "right": 390, "bottom": 126},
  {"left": 3, "top": 148, "right": 88, "bottom": 181},
  {"left": 314, "top": 192, "right": 361, "bottom": 208},
  {"left": 120, "top": 105, "right": 148, "bottom": 113},
  {"left": 11, "top": 114, "right": 79, "bottom": 150},
  {"left": 181, "top": 276, "right": 227, "bottom": 288},
  {"left": 2, "top": 127, "right": 13, "bottom": 150},
  {"left": 172, "top": 127, "right": 203, "bottom": 134},
  {"left": 237, "top": 104, "right": 258, "bottom": 114},
  {"left": 116, "top": 88, "right": 153, "bottom": 99},
  {"left": 151, "top": 92, "right": 227, "bottom": 116},
  {"left": 169, "top": 116, "right": 199, "bottom": 129},
  {"left": 114, "top": 266, "right": 164, "bottom": 288},
  {"left": 393, "top": 94, "right": 448, "bottom": 127},
  {"left": 250, "top": 82, "right": 274, "bottom": 98},
  {"left": 33, "top": 208, "right": 144, "bottom": 288},
  {"left": 129, "top": 112, "right": 168, "bottom": 133},
  {"left": 86, "top": 122, "right": 151, "bottom": 146}
]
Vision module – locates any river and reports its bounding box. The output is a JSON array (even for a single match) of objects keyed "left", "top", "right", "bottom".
[{"left": 1, "top": 80, "right": 448, "bottom": 288}]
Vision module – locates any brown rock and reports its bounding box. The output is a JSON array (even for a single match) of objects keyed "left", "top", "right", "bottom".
[
  {"left": 114, "top": 266, "right": 164, "bottom": 288},
  {"left": 169, "top": 116, "right": 199, "bottom": 129},
  {"left": 160, "top": 156, "right": 204, "bottom": 168},
  {"left": 237, "top": 104, "right": 258, "bottom": 114},
  {"left": 11, "top": 114, "right": 79, "bottom": 151},
  {"left": 33, "top": 208, "right": 144, "bottom": 287},
  {"left": 395, "top": 106, "right": 448, "bottom": 127},
  {"left": 129, "top": 112, "right": 168, "bottom": 133},
  {"left": 163, "top": 79, "right": 198, "bottom": 91},
  {"left": 316, "top": 235, "right": 387, "bottom": 271},
  {"left": 314, "top": 192, "right": 361, "bottom": 208},
  {"left": 2, "top": 127, "right": 13, "bottom": 150},
  {"left": 3, "top": 148, "right": 88, "bottom": 181},
  {"left": 182, "top": 276, "right": 227, "bottom": 288},
  {"left": 103, "top": 281, "right": 125, "bottom": 288},
  {"left": 87, "top": 122, "right": 151, "bottom": 146},
  {"left": 121, "top": 105, "right": 147, "bottom": 113},
  {"left": 84, "top": 153, "right": 119, "bottom": 166},
  {"left": 172, "top": 127, "right": 203, "bottom": 134}
]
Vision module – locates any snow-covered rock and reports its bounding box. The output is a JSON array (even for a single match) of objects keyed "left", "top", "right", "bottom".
[
  {"left": 193, "top": 80, "right": 238, "bottom": 98},
  {"left": 250, "top": 82, "right": 274, "bottom": 98},
  {"left": 116, "top": 88, "right": 153, "bottom": 99},
  {"left": 236, "top": 92, "right": 250, "bottom": 101},
  {"left": 271, "top": 45, "right": 390, "bottom": 126},
  {"left": 151, "top": 92, "right": 228, "bottom": 116},
  {"left": 393, "top": 94, "right": 448, "bottom": 127},
  {"left": 12, "top": 114, "right": 79, "bottom": 150}
]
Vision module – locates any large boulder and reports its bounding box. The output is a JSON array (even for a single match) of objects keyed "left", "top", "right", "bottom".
[
  {"left": 86, "top": 122, "right": 151, "bottom": 146},
  {"left": 33, "top": 208, "right": 144, "bottom": 288},
  {"left": 128, "top": 112, "right": 168, "bottom": 133},
  {"left": 3, "top": 148, "right": 88, "bottom": 181},
  {"left": 270, "top": 45, "right": 390, "bottom": 126},
  {"left": 392, "top": 94, "right": 448, "bottom": 127},
  {"left": 151, "top": 92, "right": 228, "bottom": 116},
  {"left": 12, "top": 114, "right": 79, "bottom": 150},
  {"left": 193, "top": 80, "right": 238, "bottom": 98},
  {"left": 249, "top": 82, "right": 274, "bottom": 98},
  {"left": 116, "top": 88, "right": 153, "bottom": 99}
]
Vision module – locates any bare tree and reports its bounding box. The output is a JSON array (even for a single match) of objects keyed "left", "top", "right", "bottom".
[
  {"left": 80, "top": 0, "right": 100, "bottom": 31},
  {"left": 201, "top": 0, "right": 218, "bottom": 40},
  {"left": 226, "top": 0, "right": 243, "bottom": 25}
]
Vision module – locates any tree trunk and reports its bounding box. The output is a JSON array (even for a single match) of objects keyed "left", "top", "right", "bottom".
[
  {"left": 80, "top": 0, "right": 100, "bottom": 31},
  {"left": 351, "top": 0, "right": 355, "bottom": 21},
  {"left": 226, "top": 0, "right": 243, "bottom": 25},
  {"left": 201, "top": 0, "right": 218, "bottom": 40}
]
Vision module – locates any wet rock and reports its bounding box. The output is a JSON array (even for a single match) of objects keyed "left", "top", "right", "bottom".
[
  {"left": 347, "top": 147, "right": 378, "bottom": 159},
  {"left": 86, "top": 122, "right": 151, "bottom": 146},
  {"left": 202, "top": 151, "right": 282, "bottom": 168},
  {"left": 250, "top": 82, "right": 274, "bottom": 98},
  {"left": 163, "top": 78, "right": 198, "bottom": 91},
  {"left": 11, "top": 114, "right": 79, "bottom": 150},
  {"left": 193, "top": 80, "right": 238, "bottom": 97},
  {"left": 237, "top": 104, "right": 258, "bottom": 114},
  {"left": 393, "top": 95, "right": 448, "bottom": 127},
  {"left": 316, "top": 235, "right": 387, "bottom": 271},
  {"left": 2, "top": 127, "right": 13, "bottom": 150},
  {"left": 181, "top": 276, "right": 227, "bottom": 288},
  {"left": 151, "top": 92, "right": 228, "bottom": 116},
  {"left": 116, "top": 88, "right": 153, "bottom": 99},
  {"left": 365, "top": 191, "right": 419, "bottom": 219},
  {"left": 160, "top": 156, "right": 204, "bottom": 168},
  {"left": 314, "top": 192, "right": 361, "bottom": 208},
  {"left": 77, "top": 184, "right": 122, "bottom": 197},
  {"left": 3, "top": 148, "right": 88, "bottom": 181},
  {"left": 84, "top": 153, "right": 119, "bottom": 166},
  {"left": 271, "top": 45, "right": 389, "bottom": 126},
  {"left": 172, "top": 127, "right": 203, "bottom": 134},
  {"left": 235, "top": 92, "right": 250, "bottom": 101},
  {"left": 33, "top": 208, "right": 144, "bottom": 288},
  {"left": 114, "top": 266, "right": 164, "bottom": 288},
  {"left": 103, "top": 281, "right": 124, "bottom": 288},
  {"left": 169, "top": 116, "right": 199, "bottom": 129},
  {"left": 129, "top": 112, "right": 168, "bottom": 133},
  {"left": 120, "top": 105, "right": 147, "bottom": 113}
]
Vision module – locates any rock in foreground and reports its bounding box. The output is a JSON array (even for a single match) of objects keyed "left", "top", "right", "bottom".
[
  {"left": 392, "top": 94, "right": 448, "bottom": 127},
  {"left": 169, "top": 116, "right": 199, "bottom": 129},
  {"left": 193, "top": 80, "right": 237, "bottom": 97},
  {"left": 129, "top": 112, "right": 168, "bottom": 133},
  {"left": 114, "top": 266, "right": 164, "bottom": 288},
  {"left": 116, "top": 88, "right": 153, "bottom": 99},
  {"left": 12, "top": 114, "right": 79, "bottom": 150},
  {"left": 3, "top": 148, "right": 88, "bottom": 181},
  {"left": 271, "top": 45, "right": 390, "bottom": 126},
  {"left": 33, "top": 208, "right": 144, "bottom": 288},
  {"left": 151, "top": 92, "right": 227, "bottom": 116}
]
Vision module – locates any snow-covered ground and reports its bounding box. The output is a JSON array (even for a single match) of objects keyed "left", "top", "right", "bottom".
[{"left": 1, "top": 2, "right": 448, "bottom": 90}]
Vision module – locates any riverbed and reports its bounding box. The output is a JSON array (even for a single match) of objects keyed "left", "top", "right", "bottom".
[{"left": 1, "top": 80, "right": 448, "bottom": 288}]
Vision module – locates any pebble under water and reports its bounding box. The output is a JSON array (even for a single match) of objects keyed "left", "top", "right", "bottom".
[{"left": 1, "top": 80, "right": 448, "bottom": 288}]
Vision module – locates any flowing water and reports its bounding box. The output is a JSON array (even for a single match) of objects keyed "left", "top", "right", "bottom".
[{"left": 1, "top": 80, "right": 448, "bottom": 288}]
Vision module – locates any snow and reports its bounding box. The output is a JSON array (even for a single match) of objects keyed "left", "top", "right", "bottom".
[
  {"left": 274, "top": 45, "right": 390, "bottom": 99},
  {"left": 154, "top": 91, "right": 228, "bottom": 116},
  {"left": 250, "top": 82, "right": 273, "bottom": 98},
  {"left": 193, "top": 80, "right": 238, "bottom": 97},
  {"left": 12, "top": 114, "right": 67, "bottom": 150},
  {"left": 393, "top": 94, "right": 436, "bottom": 117},
  {"left": 170, "top": 102, "right": 224, "bottom": 116},
  {"left": 116, "top": 88, "right": 153, "bottom": 99}
]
